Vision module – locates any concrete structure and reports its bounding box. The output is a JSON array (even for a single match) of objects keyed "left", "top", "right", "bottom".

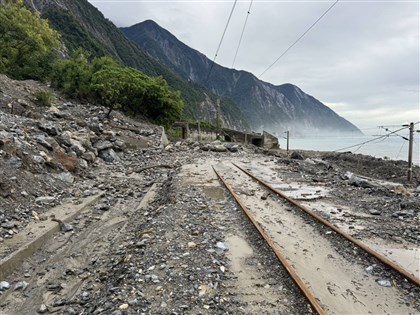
[{"left": 172, "top": 121, "right": 279, "bottom": 149}]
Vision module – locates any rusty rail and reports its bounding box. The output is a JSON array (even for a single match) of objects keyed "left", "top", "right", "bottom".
[
  {"left": 232, "top": 163, "right": 420, "bottom": 287},
  {"left": 212, "top": 166, "right": 328, "bottom": 315}
]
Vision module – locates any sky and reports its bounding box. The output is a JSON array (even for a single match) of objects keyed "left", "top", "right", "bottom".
[{"left": 87, "top": 0, "right": 419, "bottom": 132}]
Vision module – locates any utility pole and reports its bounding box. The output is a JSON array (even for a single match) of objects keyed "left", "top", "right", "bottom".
[
  {"left": 407, "top": 122, "right": 414, "bottom": 182},
  {"left": 216, "top": 99, "right": 221, "bottom": 140},
  {"left": 286, "top": 130, "right": 289, "bottom": 152}
]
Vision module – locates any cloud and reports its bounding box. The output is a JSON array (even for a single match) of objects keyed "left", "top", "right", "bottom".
[{"left": 88, "top": 0, "right": 419, "bottom": 129}]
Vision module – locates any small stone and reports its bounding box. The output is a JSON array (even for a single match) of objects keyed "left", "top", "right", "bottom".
[
  {"left": 128, "top": 299, "right": 138, "bottom": 306},
  {"left": 220, "top": 266, "right": 226, "bottom": 272},
  {"left": 81, "top": 291, "right": 90, "bottom": 300},
  {"left": 216, "top": 241, "right": 228, "bottom": 251},
  {"left": 38, "top": 304, "right": 48, "bottom": 314},
  {"left": 35, "top": 196, "right": 55, "bottom": 205},
  {"left": 188, "top": 242, "right": 197, "bottom": 248},
  {"left": 369, "top": 209, "right": 381, "bottom": 215},
  {"left": 261, "top": 192, "right": 269, "bottom": 200},
  {"left": 377, "top": 279, "right": 392, "bottom": 287},
  {"left": 365, "top": 266, "right": 374, "bottom": 274},
  {"left": 14, "top": 281, "right": 28, "bottom": 291},
  {"left": 119, "top": 303, "right": 129, "bottom": 310},
  {"left": 0, "top": 281, "right": 10, "bottom": 291}
]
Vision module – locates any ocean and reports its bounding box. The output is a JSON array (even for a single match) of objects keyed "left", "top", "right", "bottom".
[{"left": 280, "top": 134, "right": 420, "bottom": 166}]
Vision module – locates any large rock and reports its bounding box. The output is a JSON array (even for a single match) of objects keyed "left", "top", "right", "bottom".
[
  {"left": 69, "top": 139, "right": 86, "bottom": 156},
  {"left": 99, "top": 148, "right": 121, "bottom": 163},
  {"left": 82, "top": 151, "right": 96, "bottom": 162},
  {"left": 34, "top": 135, "right": 56, "bottom": 151},
  {"left": 211, "top": 145, "right": 227, "bottom": 152},
  {"left": 52, "top": 172, "right": 74, "bottom": 184},
  {"left": 38, "top": 121, "right": 61, "bottom": 136},
  {"left": 94, "top": 140, "right": 113, "bottom": 151}
]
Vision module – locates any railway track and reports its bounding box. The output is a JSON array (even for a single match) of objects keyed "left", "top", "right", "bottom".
[{"left": 213, "top": 162, "right": 419, "bottom": 315}]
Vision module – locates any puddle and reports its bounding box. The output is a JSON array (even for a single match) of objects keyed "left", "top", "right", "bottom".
[
  {"left": 200, "top": 186, "right": 225, "bottom": 201},
  {"left": 237, "top": 165, "right": 329, "bottom": 200}
]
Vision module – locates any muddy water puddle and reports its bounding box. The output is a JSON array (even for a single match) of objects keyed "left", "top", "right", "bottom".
[
  {"left": 236, "top": 164, "right": 330, "bottom": 200},
  {"left": 200, "top": 186, "right": 225, "bottom": 201}
]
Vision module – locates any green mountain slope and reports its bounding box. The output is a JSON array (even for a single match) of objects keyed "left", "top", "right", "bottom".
[
  {"left": 22, "top": 0, "right": 249, "bottom": 130},
  {"left": 122, "top": 20, "right": 362, "bottom": 136}
]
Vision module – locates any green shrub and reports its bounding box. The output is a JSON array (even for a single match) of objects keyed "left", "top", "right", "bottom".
[
  {"left": 34, "top": 90, "right": 53, "bottom": 107},
  {"left": 50, "top": 49, "right": 93, "bottom": 99}
]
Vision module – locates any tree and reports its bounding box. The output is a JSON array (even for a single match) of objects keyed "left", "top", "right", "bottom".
[
  {"left": 50, "top": 48, "right": 93, "bottom": 99},
  {"left": 91, "top": 66, "right": 183, "bottom": 125},
  {"left": 0, "top": 1, "right": 61, "bottom": 80}
]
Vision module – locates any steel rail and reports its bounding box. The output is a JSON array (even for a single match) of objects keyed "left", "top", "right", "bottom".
[
  {"left": 232, "top": 163, "right": 420, "bottom": 287},
  {"left": 212, "top": 166, "right": 328, "bottom": 315}
]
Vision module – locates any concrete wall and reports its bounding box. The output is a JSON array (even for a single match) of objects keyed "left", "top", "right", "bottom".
[
  {"left": 172, "top": 122, "right": 279, "bottom": 149},
  {"left": 263, "top": 131, "right": 279, "bottom": 149}
]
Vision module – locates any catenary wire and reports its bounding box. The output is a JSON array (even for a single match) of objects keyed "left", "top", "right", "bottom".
[
  {"left": 395, "top": 141, "right": 406, "bottom": 160},
  {"left": 259, "top": 0, "right": 339, "bottom": 78},
  {"left": 206, "top": 0, "right": 238, "bottom": 82},
  {"left": 232, "top": 0, "right": 254, "bottom": 68},
  {"left": 333, "top": 125, "right": 409, "bottom": 152}
]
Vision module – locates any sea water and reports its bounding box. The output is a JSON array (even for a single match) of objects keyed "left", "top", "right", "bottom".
[{"left": 280, "top": 134, "right": 420, "bottom": 166}]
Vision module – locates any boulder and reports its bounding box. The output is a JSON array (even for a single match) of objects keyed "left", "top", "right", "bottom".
[
  {"left": 94, "top": 140, "right": 113, "bottom": 151},
  {"left": 38, "top": 121, "right": 60, "bottom": 136},
  {"left": 82, "top": 151, "right": 96, "bottom": 163},
  {"left": 99, "top": 148, "right": 121, "bottom": 163},
  {"left": 211, "top": 145, "right": 227, "bottom": 152}
]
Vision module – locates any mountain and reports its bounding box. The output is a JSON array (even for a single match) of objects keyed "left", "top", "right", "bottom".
[
  {"left": 122, "top": 20, "right": 362, "bottom": 136},
  {"left": 21, "top": 0, "right": 249, "bottom": 130}
]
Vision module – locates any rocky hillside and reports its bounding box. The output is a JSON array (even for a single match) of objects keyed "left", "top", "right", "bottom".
[
  {"left": 122, "top": 20, "right": 362, "bottom": 136},
  {"left": 21, "top": 0, "right": 248, "bottom": 130}
]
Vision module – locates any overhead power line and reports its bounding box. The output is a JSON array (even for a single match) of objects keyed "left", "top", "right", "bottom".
[
  {"left": 259, "top": 0, "right": 339, "bottom": 78},
  {"left": 333, "top": 125, "right": 409, "bottom": 152},
  {"left": 232, "top": 0, "right": 254, "bottom": 68},
  {"left": 206, "top": 0, "right": 238, "bottom": 82}
]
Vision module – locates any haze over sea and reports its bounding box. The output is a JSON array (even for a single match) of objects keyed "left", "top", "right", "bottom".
[{"left": 281, "top": 134, "right": 420, "bottom": 166}]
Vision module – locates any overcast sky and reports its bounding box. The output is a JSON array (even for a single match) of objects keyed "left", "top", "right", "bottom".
[{"left": 88, "top": 0, "right": 419, "bottom": 131}]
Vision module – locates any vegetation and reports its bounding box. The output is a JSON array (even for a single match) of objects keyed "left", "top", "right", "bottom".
[
  {"left": 34, "top": 90, "right": 53, "bottom": 107},
  {"left": 0, "top": 0, "right": 244, "bottom": 129},
  {"left": 0, "top": 1, "right": 61, "bottom": 80},
  {"left": 50, "top": 49, "right": 95, "bottom": 99},
  {"left": 39, "top": 0, "right": 249, "bottom": 129},
  {"left": 49, "top": 50, "right": 183, "bottom": 126}
]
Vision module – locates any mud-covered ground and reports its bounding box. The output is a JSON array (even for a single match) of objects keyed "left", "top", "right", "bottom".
[{"left": 0, "top": 75, "right": 419, "bottom": 314}]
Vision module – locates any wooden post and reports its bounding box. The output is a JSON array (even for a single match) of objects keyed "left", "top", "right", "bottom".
[{"left": 407, "top": 122, "right": 414, "bottom": 181}]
